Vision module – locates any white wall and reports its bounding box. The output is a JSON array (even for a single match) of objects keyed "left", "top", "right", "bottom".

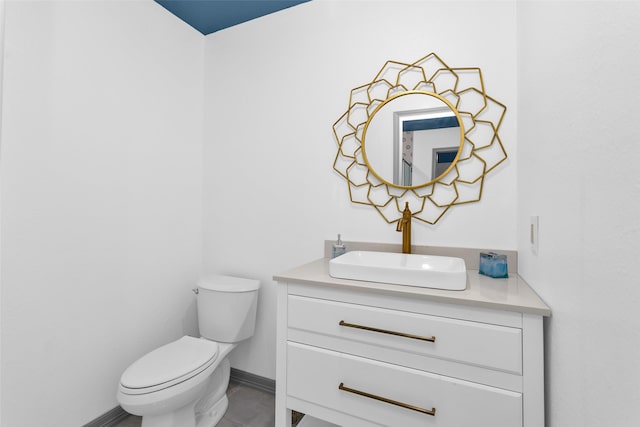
[
  {"left": 0, "top": 0, "right": 5, "bottom": 422},
  {"left": 0, "top": 1, "right": 203, "bottom": 425},
  {"left": 517, "top": 2, "right": 640, "bottom": 426},
  {"left": 203, "top": 0, "right": 518, "bottom": 379}
]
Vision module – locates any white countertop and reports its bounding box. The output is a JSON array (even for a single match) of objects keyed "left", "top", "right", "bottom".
[{"left": 274, "top": 258, "right": 551, "bottom": 317}]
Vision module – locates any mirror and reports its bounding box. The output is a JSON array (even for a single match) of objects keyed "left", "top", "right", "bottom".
[
  {"left": 363, "top": 91, "right": 464, "bottom": 188},
  {"left": 332, "top": 52, "right": 507, "bottom": 225}
]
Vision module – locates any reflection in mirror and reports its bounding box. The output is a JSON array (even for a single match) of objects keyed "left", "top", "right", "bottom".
[
  {"left": 398, "top": 108, "right": 460, "bottom": 186},
  {"left": 363, "top": 92, "right": 463, "bottom": 188}
]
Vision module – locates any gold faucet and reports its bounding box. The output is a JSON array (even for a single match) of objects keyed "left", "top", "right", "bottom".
[{"left": 396, "top": 202, "right": 412, "bottom": 254}]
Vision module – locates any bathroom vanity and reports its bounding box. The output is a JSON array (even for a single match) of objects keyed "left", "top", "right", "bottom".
[{"left": 274, "top": 258, "right": 550, "bottom": 427}]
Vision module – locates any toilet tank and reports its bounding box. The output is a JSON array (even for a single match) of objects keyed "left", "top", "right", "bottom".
[{"left": 196, "top": 275, "right": 260, "bottom": 343}]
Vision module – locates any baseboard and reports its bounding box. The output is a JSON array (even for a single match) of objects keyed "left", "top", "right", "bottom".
[
  {"left": 84, "top": 368, "right": 274, "bottom": 426},
  {"left": 82, "top": 405, "right": 129, "bottom": 427},
  {"left": 230, "top": 367, "right": 275, "bottom": 394}
]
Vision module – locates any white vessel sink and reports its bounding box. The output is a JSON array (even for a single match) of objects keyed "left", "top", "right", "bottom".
[{"left": 329, "top": 251, "right": 467, "bottom": 290}]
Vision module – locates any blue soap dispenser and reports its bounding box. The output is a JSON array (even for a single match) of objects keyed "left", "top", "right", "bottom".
[{"left": 332, "top": 234, "right": 346, "bottom": 258}]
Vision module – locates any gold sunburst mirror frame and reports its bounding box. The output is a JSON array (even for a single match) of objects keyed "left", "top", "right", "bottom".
[{"left": 332, "top": 52, "right": 508, "bottom": 225}]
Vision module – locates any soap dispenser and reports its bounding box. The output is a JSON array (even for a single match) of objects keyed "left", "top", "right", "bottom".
[{"left": 332, "top": 234, "right": 346, "bottom": 258}]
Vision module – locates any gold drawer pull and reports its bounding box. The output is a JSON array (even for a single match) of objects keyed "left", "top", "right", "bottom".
[
  {"left": 339, "top": 320, "right": 436, "bottom": 342},
  {"left": 338, "top": 383, "right": 436, "bottom": 416}
]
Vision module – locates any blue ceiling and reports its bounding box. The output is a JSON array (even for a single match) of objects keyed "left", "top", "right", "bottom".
[{"left": 155, "top": 0, "right": 311, "bottom": 35}]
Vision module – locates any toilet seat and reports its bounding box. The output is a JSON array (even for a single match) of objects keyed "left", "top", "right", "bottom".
[{"left": 119, "top": 336, "right": 218, "bottom": 395}]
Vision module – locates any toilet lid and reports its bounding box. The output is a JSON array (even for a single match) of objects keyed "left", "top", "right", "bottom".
[{"left": 120, "top": 336, "right": 218, "bottom": 392}]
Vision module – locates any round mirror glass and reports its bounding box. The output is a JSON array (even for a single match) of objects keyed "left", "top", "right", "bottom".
[{"left": 362, "top": 91, "right": 464, "bottom": 188}]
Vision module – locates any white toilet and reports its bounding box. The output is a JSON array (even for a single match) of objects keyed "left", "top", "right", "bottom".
[{"left": 117, "top": 275, "right": 260, "bottom": 427}]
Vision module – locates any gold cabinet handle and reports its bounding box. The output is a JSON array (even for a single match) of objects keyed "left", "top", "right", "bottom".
[
  {"left": 339, "top": 320, "right": 436, "bottom": 342},
  {"left": 338, "top": 383, "right": 436, "bottom": 416}
]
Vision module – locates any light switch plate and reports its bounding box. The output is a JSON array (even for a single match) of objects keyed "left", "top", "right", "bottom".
[{"left": 530, "top": 215, "right": 539, "bottom": 255}]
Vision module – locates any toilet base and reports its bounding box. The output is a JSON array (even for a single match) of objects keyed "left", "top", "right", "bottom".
[
  {"left": 128, "top": 346, "right": 235, "bottom": 427},
  {"left": 194, "top": 356, "right": 231, "bottom": 427},
  {"left": 138, "top": 390, "right": 229, "bottom": 427},
  {"left": 141, "top": 401, "right": 198, "bottom": 427},
  {"left": 195, "top": 395, "right": 228, "bottom": 427}
]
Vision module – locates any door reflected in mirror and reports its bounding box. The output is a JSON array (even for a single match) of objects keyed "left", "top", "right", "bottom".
[{"left": 363, "top": 91, "right": 464, "bottom": 188}]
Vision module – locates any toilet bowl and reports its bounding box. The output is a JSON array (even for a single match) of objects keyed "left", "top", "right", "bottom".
[{"left": 117, "top": 275, "right": 260, "bottom": 427}]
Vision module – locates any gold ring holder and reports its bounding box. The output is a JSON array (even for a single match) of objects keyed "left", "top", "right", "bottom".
[
  {"left": 332, "top": 52, "right": 507, "bottom": 225},
  {"left": 339, "top": 320, "right": 435, "bottom": 342},
  {"left": 338, "top": 383, "right": 436, "bottom": 416}
]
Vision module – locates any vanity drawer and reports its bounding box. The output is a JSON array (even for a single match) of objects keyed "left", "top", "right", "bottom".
[
  {"left": 287, "top": 342, "right": 522, "bottom": 427},
  {"left": 288, "top": 295, "right": 522, "bottom": 374}
]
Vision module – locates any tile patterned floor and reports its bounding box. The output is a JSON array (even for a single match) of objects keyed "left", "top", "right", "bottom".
[{"left": 115, "top": 381, "right": 276, "bottom": 427}]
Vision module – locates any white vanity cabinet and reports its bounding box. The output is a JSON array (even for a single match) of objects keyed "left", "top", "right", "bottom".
[{"left": 275, "top": 259, "right": 550, "bottom": 427}]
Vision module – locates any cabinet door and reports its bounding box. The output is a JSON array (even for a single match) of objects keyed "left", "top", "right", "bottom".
[{"left": 287, "top": 343, "right": 522, "bottom": 427}]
